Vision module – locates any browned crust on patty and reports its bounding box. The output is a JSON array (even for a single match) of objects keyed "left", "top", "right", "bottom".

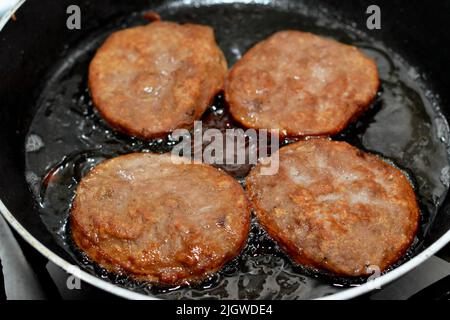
[
  {"left": 246, "top": 139, "right": 419, "bottom": 277},
  {"left": 71, "top": 153, "right": 250, "bottom": 285},
  {"left": 89, "top": 21, "right": 227, "bottom": 139},
  {"left": 225, "top": 31, "right": 380, "bottom": 137}
]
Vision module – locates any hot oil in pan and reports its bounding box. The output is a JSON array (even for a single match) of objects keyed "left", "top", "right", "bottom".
[{"left": 24, "top": 3, "right": 450, "bottom": 299}]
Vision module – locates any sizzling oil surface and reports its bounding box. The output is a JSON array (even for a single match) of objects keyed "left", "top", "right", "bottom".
[{"left": 25, "top": 3, "right": 450, "bottom": 299}]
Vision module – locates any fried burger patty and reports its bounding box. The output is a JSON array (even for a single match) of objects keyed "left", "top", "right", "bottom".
[
  {"left": 246, "top": 139, "right": 419, "bottom": 276},
  {"left": 89, "top": 21, "right": 227, "bottom": 139},
  {"left": 71, "top": 153, "right": 250, "bottom": 285},
  {"left": 225, "top": 31, "right": 379, "bottom": 137}
]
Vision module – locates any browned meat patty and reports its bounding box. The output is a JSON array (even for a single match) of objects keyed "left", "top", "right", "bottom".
[
  {"left": 71, "top": 153, "right": 250, "bottom": 285},
  {"left": 225, "top": 31, "right": 379, "bottom": 137},
  {"left": 246, "top": 139, "right": 419, "bottom": 277},
  {"left": 89, "top": 21, "right": 227, "bottom": 139}
]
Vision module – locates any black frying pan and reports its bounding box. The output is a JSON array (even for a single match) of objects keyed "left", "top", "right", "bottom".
[{"left": 1, "top": 0, "right": 450, "bottom": 299}]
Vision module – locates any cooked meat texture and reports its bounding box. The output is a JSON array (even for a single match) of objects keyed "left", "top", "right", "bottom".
[
  {"left": 246, "top": 139, "right": 419, "bottom": 277},
  {"left": 89, "top": 21, "right": 227, "bottom": 139},
  {"left": 71, "top": 153, "right": 250, "bottom": 285},
  {"left": 225, "top": 31, "right": 380, "bottom": 137}
]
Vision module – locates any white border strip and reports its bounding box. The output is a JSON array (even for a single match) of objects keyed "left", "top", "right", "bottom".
[{"left": 1, "top": 0, "right": 450, "bottom": 300}]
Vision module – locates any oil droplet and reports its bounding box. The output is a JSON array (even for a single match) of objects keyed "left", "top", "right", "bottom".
[
  {"left": 25, "top": 171, "right": 41, "bottom": 200},
  {"left": 25, "top": 134, "right": 45, "bottom": 152},
  {"left": 440, "top": 166, "right": 450, "bottom": 188},
  {"left": 143, "top": 86, "right": 154, "bottom": 94}
]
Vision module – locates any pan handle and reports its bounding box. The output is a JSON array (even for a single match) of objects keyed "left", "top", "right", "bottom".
[{"left": 409, "top": 275, "right": 450, "bottom": 300}]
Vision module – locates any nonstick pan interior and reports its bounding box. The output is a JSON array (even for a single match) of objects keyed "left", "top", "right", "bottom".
[{"left": 1, "top": 0, "right": 450, "bottom": 299}]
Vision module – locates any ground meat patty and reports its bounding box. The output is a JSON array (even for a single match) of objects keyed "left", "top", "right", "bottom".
[
  {"left": 89, "top": 21, "right": 227, "bottom": 139},
  {"left": 71, "top": 153, "right": 250, "bottom": 285},
  {"left": 225, "top": 31, "right": 379, "bottom": 137},
  {"left": 246, "top": 139, "right": 419, "bottom": 277}
]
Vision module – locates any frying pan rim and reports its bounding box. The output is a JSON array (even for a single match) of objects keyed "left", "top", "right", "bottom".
[
  {"left": 1, "top": 0, "right": 450, "bottom": 300},
  {"left": 0, "top": 0, "right": 24, "bottom": 30}
]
